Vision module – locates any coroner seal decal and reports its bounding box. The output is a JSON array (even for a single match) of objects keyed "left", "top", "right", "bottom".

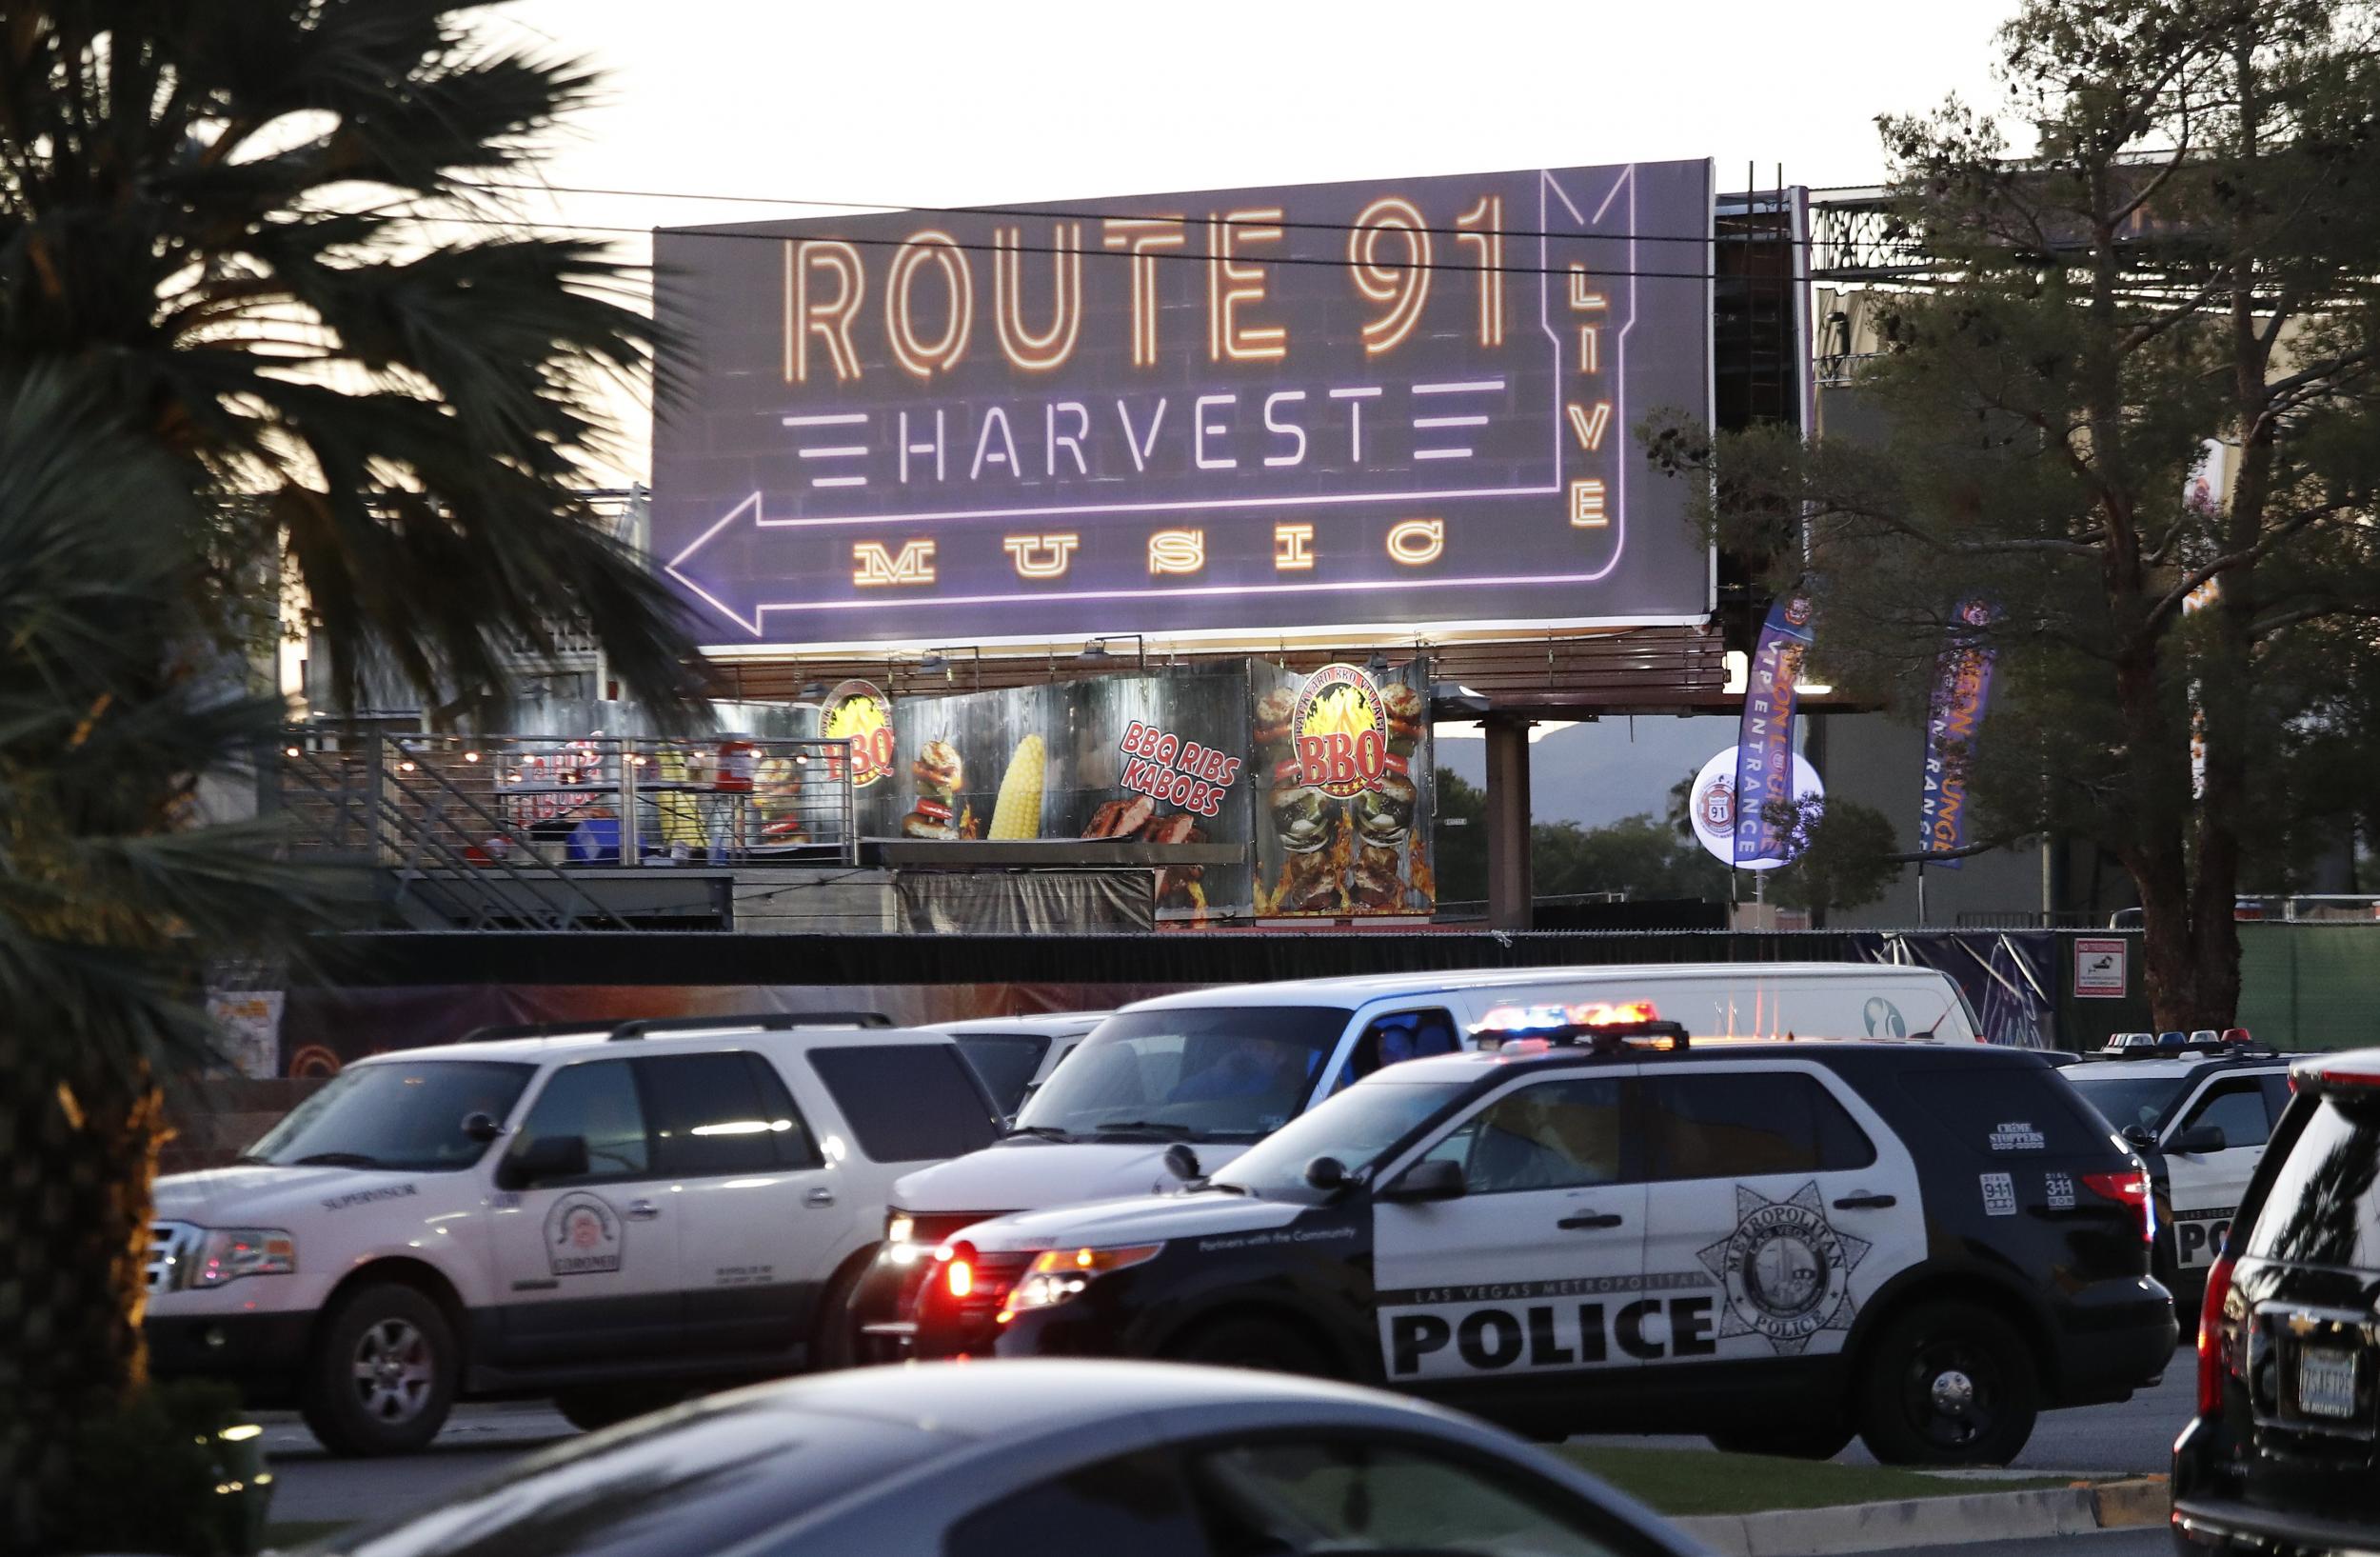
[{"left": 1696, "top": 1181, "right": 1870, "bottom": 1355}]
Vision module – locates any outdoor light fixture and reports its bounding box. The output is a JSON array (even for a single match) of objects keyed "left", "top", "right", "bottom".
[
  {"left": 796, "top": 680, "right": 827, "bottom": 702},
  {"left": 1366, "top": 649, "right": 1393, "bottom": 676},
  {"left": 919, "top": 652, "right": 947, "bottom": 675},
  {"left": 1080, "top": 634, "right": 1145, "bottom": 669}
]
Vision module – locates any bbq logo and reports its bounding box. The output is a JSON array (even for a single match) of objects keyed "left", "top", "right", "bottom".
[
  {"left": 1696, "top": 1182, "right": 1870, "bottom": 1355},
  {"left": 546, "top": 1192, "right": 624, "bottom": 1276},
  {"left": 819, "top": 679, "right": 895, "bottom": 788},
  {"left": 1293, "top": 664, "right": 1392, "bottom": 799}
]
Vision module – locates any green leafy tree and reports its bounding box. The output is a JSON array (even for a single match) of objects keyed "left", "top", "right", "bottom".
[
  {"left": 1757, "top": 794, "right": 1903, "bottom": 924},
  {"left": 1534, "top": 812, "right": 1733, "bottom": 903},
  {"left": 0, "top": 5, "right": 703, "bottom": 1543},
  {"left": 1655, "top": 0, "right": 2380, "bottom": 1026}
]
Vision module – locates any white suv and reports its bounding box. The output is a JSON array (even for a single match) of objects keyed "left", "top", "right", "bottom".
[{"left": 143, "top": 1016, "right": 1002, "bottom": 1454}]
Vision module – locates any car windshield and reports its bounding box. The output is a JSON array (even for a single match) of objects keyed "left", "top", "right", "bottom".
[
  {"left": 246, "top": 1061, "right": 535, "bottom": 1172},
  {"left": 2066, "top": 1072, "right": 2192, "bottom": 1134},
  {"left": 1209, "top": 1077, "right": 1473, "bottom": 1201},
  {"left": 1013, "top": 1007, "right": 1354, "bottom": 1143},
  {"left": 953, "top": 1031, "right": 1052, "bottom": 1118}
]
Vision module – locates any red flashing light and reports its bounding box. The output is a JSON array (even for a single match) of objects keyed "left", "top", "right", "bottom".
[
  {"left": 2198, "top": 1252, "right": 2235, "bottom": 1417},
  {"left": 2314, "top": 1068, "right": 2380, "bottom": 1089},
  {"left": 2221, "top": 1028, "right": 2251, "bottom": 1045}
]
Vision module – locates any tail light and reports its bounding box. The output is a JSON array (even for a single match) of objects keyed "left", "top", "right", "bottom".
[
  {"left": 2083, "top": 1168, "right": 2153, "bottom": 1242},
  {"left": 936, "top": 1240, "right": 976, "bottom": 1300},
  {"left": 2198, "top": 1252, "right": 2236, "bottom": 1416}
]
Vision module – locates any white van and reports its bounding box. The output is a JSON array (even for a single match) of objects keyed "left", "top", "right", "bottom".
[
  {"left": 928, "top": 1012, "right": 1109, "bottom": 1123},
  {"left": 848, "top": 962, "right": 1983, "bottom": 1352}
]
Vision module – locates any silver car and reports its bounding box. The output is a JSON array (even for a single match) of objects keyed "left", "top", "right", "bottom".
[{"left": 287, "top": 1359, "right": 1705, "bottom": 1556}]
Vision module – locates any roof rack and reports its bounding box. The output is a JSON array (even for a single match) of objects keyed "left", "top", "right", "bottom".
[
  {"left": 457, "top": 1022, "right": 616, "bottom": 1044},
  {"left": 607, "top": 1011, "right": 893, "bottom": 1041}
]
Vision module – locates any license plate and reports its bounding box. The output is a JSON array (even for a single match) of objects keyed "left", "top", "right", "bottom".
[{"left": 2298, "top": 1347, "right": 2359, "bottom": 1420}]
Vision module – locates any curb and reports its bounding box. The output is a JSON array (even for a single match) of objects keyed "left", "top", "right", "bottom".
[{"left": 1671, "top": 1476, "right": 2170, "bottom": 1556}]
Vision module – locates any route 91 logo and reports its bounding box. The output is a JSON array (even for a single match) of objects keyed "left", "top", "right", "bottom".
[
  {"left": 1696, "top": 1182, "right": 1870, "bottom": 1355},
  {"left": 1293, "top": 664, "right": 1390, "bottom": 799}
]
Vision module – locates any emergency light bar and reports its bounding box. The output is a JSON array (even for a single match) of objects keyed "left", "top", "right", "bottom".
[
  {"left": 2100, "top": 1028, "right": 2269, "bottom": 1060},
  {"left": 1471, "top": 1001, "right": 1690, "bottom": 1054}
]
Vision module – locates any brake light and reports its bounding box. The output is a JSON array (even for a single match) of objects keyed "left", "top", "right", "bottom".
[
  {"left": 2083, "top": 1169, "right": 2153, "bottom": 1242},
  {"left": 2198, "top": 1252, "right": 2235, "bottom": 1416},
  {"left": 936, "top": 1240, "right": 975, "bottom": 1300}
]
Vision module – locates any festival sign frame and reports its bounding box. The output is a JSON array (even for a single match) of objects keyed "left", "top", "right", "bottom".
[{"left": 651, "top": 161, "right": 1716, "bottom": 653}]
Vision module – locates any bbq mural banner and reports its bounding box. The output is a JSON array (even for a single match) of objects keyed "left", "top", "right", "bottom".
[
  {"left": 1732, "top": 594, "right": 1815, "bottom": 866},
  {"left": 1250, "top": 660, "right": 1436, "bottom": 917},
  {"left": 650, "top": 162, "right": 1715, "bottom": 649},
  {"left": 1918, "top": 598, "right": 1999, "bottom": 869}
]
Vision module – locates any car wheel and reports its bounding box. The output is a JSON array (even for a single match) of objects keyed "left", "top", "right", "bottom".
[
  {"left": 1169, "top": 1314, "right": 1331, "bottom": 1375},
  {"left": 300, "top": 1284, "right": 458, "bottom": 1456},
  {"left": 810, "top": 1259, "right": 867, "bottom": 1372},
  {"left": 553, "top": 1386, "right": 680, "bottom": 1434},
  {"left": 1855, "top": 1302, "right": 2040, "bottom": 1467},
  {"left": 1707, "top": 1422, "right": 1854, "bottom": 1460}
]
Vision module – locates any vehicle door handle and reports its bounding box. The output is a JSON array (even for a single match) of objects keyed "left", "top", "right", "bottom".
[
  {"left": 1557, "top": 1212, "right": 1624, "bottom": 1230},
  {"left": 625, "top": 1199, "right": 663, "bottom": 1221},
  {"left": 1833, "top": 1193, "right": 1897, "bottom": 1210},
  {"left": 804, "top": 1187, "right": 835, "bottom": 1208}
]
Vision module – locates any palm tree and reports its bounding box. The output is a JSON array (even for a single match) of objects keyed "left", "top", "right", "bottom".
[{"left": 0, "top": 4, "right": 704, "bottom": 1542}]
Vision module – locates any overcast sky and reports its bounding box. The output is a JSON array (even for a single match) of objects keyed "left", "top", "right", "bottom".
[{"left": 474, "top": 0, "right": 2017, "bottom": 825}]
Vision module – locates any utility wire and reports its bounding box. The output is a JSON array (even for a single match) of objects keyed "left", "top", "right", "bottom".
[
  {"left": 392, "top": 207, "right": 1832, "bottom": 287},
  {"left": 453, "top": 177, "right": 1877, "bottom": 252}
]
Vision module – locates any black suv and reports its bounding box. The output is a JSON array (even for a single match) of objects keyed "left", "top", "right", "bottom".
[
  {"left": 2173, "top": 1049, "right": 2380, "bottom": 1554},
  {"left": 913, "top": 1021, "right": 2178, "bottom": 1466}
]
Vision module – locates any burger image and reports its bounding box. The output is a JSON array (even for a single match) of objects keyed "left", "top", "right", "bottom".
[
  {"left": 1381, "top": 683, "right": 1425, "bottom": 758},
  {"left": 1270, "top": 784, "right": 1331, "bottom": 854},
  {"left": 911, "top": 739, "right": 963, "bottom": 799},
  {"left": 1280, "top": 847, "right": 1339, "bottom": 912},
  {"left": 1252, "top": 687, "right": 1297, "bottom": 768},
  {"left": 1352, "top": 843, "right": 1403, "bottom": 908},
  {"left": 1356, "top": 772, "right": 1416, "bottom": 848},
  {"left": 901, "top": 799, "right": 957, "bottom": 841}
]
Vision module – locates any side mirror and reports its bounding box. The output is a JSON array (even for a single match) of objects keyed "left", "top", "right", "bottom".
[
  {"left": 2169, "top": 1123, "right": 2227, "bottom": 1155},
  {"left": 462, "top": 1112, "right": 504, "bottom": 1145},
  {"left": 1378, "top": 1158, "right": 1465, "bottom": 1205},
  {"left": 1303, "top": 1155, "right": 1348, "bottom": 1191},
  {"left": 1163, "top": 1143, "right": 1203, "bottom": 1181},
  {"left": 497, "top": 1134, "right": 588, "bottom": 1189},
  {"left": 2120, "top": 1124, "right": 2157, "bottom": 1150}
]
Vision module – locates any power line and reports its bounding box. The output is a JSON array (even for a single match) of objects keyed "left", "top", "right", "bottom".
[
  {"left": 455, "top": 176, "right": 1872, "bottom": 252},
  {"left": 393, "top": 207, "right": 1808, "bottom": 287}
]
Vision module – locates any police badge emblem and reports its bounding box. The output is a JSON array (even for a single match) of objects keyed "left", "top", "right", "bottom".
[{"left": 1696, "top": 1181, "right": 1871, "bottom": 1356}]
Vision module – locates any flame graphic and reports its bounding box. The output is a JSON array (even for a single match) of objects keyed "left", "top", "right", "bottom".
[
  {"left": 1302, "top": 685, "right": 1378, "bottom": 741},
  {"left": 822, "top": 696, "right": 884, "bottom": 744}
]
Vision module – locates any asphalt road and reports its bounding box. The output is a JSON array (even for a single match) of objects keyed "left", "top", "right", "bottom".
[{"left": 263, "top": 1363, "right": 2195, "bottom": 1531}]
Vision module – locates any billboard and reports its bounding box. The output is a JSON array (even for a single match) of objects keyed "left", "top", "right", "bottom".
[{"left": 652, "top": 161, "right": 1716, "bottom": 650}]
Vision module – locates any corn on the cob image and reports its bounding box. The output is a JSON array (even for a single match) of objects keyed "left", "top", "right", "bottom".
[{"left": 988, "top": 734, "right": 1046, "bottom": 840}]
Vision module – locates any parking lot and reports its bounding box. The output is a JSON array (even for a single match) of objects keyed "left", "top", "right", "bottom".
[{"left": 262, "top": 1360, "right": 2195, "bottom": 1529}]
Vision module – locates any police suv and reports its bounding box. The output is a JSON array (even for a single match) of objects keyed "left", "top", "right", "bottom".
[
  {"left": 853, "top": 964, "right": 1987, "bottom": 1355},
  {"left": 144, "top": 1015, "right": 1002, "bottom": 1454},
  {"left": 2059, "top": 1030, "right": 2300, "bottom": 1306},
  {"left": 911, "top": 1005, "right": 2177, "bottom": 1466}
]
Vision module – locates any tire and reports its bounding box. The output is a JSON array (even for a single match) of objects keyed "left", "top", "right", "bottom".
[
  {"left": 1707, "top": 1422, "right": 1855, "bottom": 1460},
  {"left": 553, "top": 1386, "right": 679, "bottom": 1434},
  {"left": 300, "top": 1283, "right": 459, "bottom": 1456},
  {"left": 1854, "top": 1301, "right": 2040, "bottom": 1466},
  {"left": 1168, "top": 1314, "right": 1331, "bottom": 1376},
  {"left": 809, "top": 1257, "right": 867, "bottom": 1372}
]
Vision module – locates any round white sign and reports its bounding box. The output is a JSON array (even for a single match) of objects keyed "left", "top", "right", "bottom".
[{"left": 1688, "top": 745, "right": 1825, "bottom": 870}]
